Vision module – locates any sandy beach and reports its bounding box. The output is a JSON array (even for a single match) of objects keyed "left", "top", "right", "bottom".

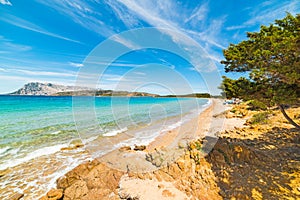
[
  {"left": 96, "top": 98, "right": 233, "bottom": 173},
  {"left": 37, "top": 98, "right": 246, "bottom": 200},
  {"left": 37, "top": 98, "right": 300, "bottom": 200}
]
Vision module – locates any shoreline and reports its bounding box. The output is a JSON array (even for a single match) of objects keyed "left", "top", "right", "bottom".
[
  {"left": 39, "top": 98, "right": 246, "bottom": 200},
  {"left": 56, "top": 98, "right": 237, "bottom": 175},
  {"left": 39, "top": 98, "right": 272, "bottom": 200},
  {"left": 86, "top": 99, "right": 219, "bottom": 173}
]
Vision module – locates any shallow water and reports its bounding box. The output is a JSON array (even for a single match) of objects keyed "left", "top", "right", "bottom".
[{"left": 0, "top": 95, "right": 209, "bottom": 199}]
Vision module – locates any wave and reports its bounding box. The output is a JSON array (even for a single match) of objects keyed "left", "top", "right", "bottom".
[
  {"left": 50, "top": 131, "right": 60, "bottom": 135},
  {"left": 0, "top": 144, "right": 67, "bottom": 171},
  {"left": 102, "top": 127, "right": 128, "bottom": 137},
  {"left": 0, "top": 146, "right": 11, "bottom": 155}
]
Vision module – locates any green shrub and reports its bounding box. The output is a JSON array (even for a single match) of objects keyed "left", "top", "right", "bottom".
[
  {"left": 249, "top": 112, "right": 270, "bottom": 124},
  {"left": 247, "top": 100, "right": 268, "bottom": 111}
]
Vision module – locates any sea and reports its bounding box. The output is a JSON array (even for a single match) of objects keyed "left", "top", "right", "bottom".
[{"left": 0, "top": 95, "right": 210, "bottom": 199}]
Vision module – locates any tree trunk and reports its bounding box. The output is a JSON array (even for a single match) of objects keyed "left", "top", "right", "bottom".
[{"left": 278, "top": 104, "right": 300, "bottom": 130}]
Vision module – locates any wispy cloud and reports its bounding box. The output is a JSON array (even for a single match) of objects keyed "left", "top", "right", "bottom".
[
  {"left": 0, "top": 67, "right": 77, "bottom": 77},
  {"left": 184, "top": 3, "right": 208, "bottom": 27},
  {"left": 133, "top": 71, "right": 146, "bottom": 75},
  {"left": 105, "top": 0, "right": 221, "bottom": 71},
  {"left": 0, "top": 36, "right": 32, "bottom": 52},
  {"left": 69, "top": 62, "right": 84, "bottom": 67},
  {"left": 2, "top": 42, "right": 32, "bottom": 51},
  {"left": 111, "top": 35, "right": 140, "bottom": 49},
  {"left": 14, "top": 69, "right": 76, "bottom": 77},
  {"left": 84, "top": 60, "right": 144, "bottom": 68},
  {"left": 226, "top": 0, "right": 300, "bottom": 31},
  {"left": 1, "top": 14, "right": 81, "bottom": 43},
  {"left": 0, "top": 0, "right": 12, "bottom": 6},
  {"left": 35, "top": 0, "right": 114, "bottom": 38}
]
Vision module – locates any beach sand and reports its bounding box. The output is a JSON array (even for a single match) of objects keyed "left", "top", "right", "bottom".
[
  {"left": 39, "top": 98, "right": 233, "bottom": 200},
  {"left": 39, "top": 99, "right": 300, "bottom": 200},
  {"left": 97, "top": 98, "right": 245, "bottom": 173}
]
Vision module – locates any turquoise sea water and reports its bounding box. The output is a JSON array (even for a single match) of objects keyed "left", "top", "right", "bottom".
[
  {"left": 0, "top": 95, "right": 209, "bottom": 170},
  {"left": 0, "top": 95, "right": 209, "bottom": 199}
]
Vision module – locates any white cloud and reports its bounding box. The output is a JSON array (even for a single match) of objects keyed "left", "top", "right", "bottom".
[
  {"left": 0, "top": 0, "right": 12, "bottom": 6},
  {"left": 15, "top": 69, "right": 76, "bottom": 77},
  {"left": 69, "top": 62, "right": 84, "bottom": 67},
  {"left": 226, "top": 0, "right": 300, "bottom": 31},
  {"left": 0, "top": 67, "right": 77, "bottom": 77},
  {"left": 103, "top": 1, "right": 220, "bottom": 72},
  {"left": 184, "top": 3, "right": 208, "bottom": 26},
  {"left": 0, "top": 67, "right": 7, "bottom": 72},
  {"left": 35, "top": 0, "right": 114, "bottom": 38},
  {"left": 111, "top": 35, "right": 140, "bottom": 49},
  {"left": 133, "top": 71, "right": 146, "bottom": 75},
  {"left": 2, "top": 42, "right": 32, "bottom": 51},
  {"left": 84, "top": 60, "right": 143, "bottom": 68},
  {"left": 226, "top": 25, "right": 247, "bottom": 31},
  {"left": 1, "top": 14, "right": 81, "bottom": 43}
]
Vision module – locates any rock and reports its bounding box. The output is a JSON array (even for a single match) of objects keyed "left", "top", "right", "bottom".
[
  {"left": 178, "top": 141, "right": 186, "bottom": 149},
  {"left": 133, "top": 145, "right": 146, "bottom": 151},
  {"left": 0, "top": 168, "right": 10, "bottom": 178},
  {"left": 61, "top": 139, "right": 84, "bottom": 151},
  {"left": 64, "top": 180, "right": 89, "bottom": 200},
  {"left": 47, "top": 189, "right": 63, "bottom": 199},
  {"left": 10, "top": 192, "right": 24, "bottom": 200},
  {"left": 176, "top": 158, "right": 185, "bottom": 170},
  {"left": 119, "top": 146, "right": 131, "bottom": 152},
  {"left": 162, "top": 189, "right": 175, "bottom": 197}
]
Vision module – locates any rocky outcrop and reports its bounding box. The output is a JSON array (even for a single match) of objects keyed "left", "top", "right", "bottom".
[
  {"left": 41, "top": 139, "right": 222, "bottom": 200},
  {"left": 40, "top": 103, "right": 300, "bottom": 200},
  {"left": 10, "top": 192, "right": 24, "bottom": 200},
  {"left": 41, "top": 159, "right": 124, "bottom": 200}
]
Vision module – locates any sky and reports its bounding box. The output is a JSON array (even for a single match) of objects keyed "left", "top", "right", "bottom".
[{"left": 0, "top": 0, "right": 299, "bottom": 95}]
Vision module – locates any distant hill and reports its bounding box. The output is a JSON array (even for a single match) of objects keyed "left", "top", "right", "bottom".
[
  {"left": 9, "top": 82, "right": 212, "bottom": 98},
  {"left": 9, "top": 82, "right": 159, "bottom": 97},
  {"left": 10, "top": 82, "right": 91, "bottom": 96}
]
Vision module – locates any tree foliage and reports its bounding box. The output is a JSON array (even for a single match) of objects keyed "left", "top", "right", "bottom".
[{"left": 220, "top": 13, "right": 300, "bottom": 129}]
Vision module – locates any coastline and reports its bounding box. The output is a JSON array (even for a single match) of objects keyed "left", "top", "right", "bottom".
[
  {"left": 38, "top": 98, "right": 242, "bottom": 199},
  {"left": 38, "top": 98, "right": 239, "bottom": 200},
  {"left": 82, "top": 99, "right": 219, "bottom": 174},
  {"left": 1, "top": 98, "right": 245, "bottom": 199},
  {"left": 39, "top": 99, "right": 300, "bottom": 200}
]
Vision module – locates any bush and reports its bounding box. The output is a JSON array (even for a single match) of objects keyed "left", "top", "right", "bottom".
[
  {"left": 249, "top": 112, "right": 269, "bottom": 124},
  {"left": 247, "top": 100, "right": 268, "bottom": 111}
]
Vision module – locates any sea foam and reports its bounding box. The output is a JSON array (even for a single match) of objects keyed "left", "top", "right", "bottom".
[{"left": 0, "top": 144, "right": 67, "bottom": 170}]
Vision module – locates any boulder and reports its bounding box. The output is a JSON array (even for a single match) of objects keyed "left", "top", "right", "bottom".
[
  {"left": 119, "top": 146, "right": 131, "bottom": 152},
  {"left": 10, "top": 192, "right": 24, "bottom": 200},
  {"left": 133, "top": 145, "right": 146, "bottom": 151},
  {"left": 46, "top": 189, "right": 63, "bottom": 199}
]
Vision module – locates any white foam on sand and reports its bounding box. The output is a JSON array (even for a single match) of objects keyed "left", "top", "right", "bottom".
[
  {"left": 103, "top": 127, "right": 128, "bottom": 137},
  {"left": 0, "top": 144, "right": 67, "bottom": 170},
  {"left": 0, "top": 146, "right": 11, "bottom": 155},
  {"left": 50, "top": 130, "right": 60, "bottom": 135}
]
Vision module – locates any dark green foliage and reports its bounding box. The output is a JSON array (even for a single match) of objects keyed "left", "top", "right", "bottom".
[
  {"left": 249, "top": 112, "right": 270, "bottom": 124},
  {"left": 220, "top": 13, "right": 300, "bottom": 129},
  {"left": 247, "top": 100, "right": 268, "bottom": 111}
]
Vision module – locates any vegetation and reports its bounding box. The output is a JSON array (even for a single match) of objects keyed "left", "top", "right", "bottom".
[
  {"left": 161, "top": 93, "right": 211, "bottom": 98},
  {"left": 220, "top": 13, "right": 300, "bottom": 129},
  {"left": 248, "top": 112, "right": 270, "bottom": 124}
]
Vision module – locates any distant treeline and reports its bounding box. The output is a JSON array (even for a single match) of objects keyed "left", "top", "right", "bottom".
[
  {"left": 54, "top": 90, "right": 212, "bottom": 98},
  {"left": 161, "top": 93, "right": 211, "bottom": 98}
]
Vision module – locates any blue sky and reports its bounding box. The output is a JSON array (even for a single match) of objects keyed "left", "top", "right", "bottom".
[{"left": 0, "top": 0, "right": 299, "bottom": 95}]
